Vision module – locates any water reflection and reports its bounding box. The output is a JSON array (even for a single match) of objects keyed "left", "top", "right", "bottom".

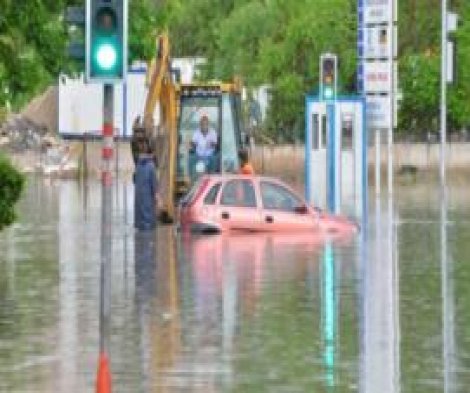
[
  {"left": 440, "top": 183, "right": 456, "bottom": 393},
  {"left": 1, "top": 177, "right": 470, "bottom": 392},
  {"left": 149, "top": 231, "right": 356, "bottom": 392},
  {"left": 321, "top": 243, "right": 337, "bottom": 388},
  {"left": 134, "top": 230, "right": 157, "bottom": 306},
  {"left": 134, "top": 229, "right": 156, "bottom": 393},
  {"left": 361, "top": 196, "right": 400, "bottom": 392}
]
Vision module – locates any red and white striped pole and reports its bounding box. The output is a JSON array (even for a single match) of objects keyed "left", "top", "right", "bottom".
[
  {"left": 96, "top": 83, "right": 114, "bottom": 393},
  {"left": 102, "top": 84, "right": 114, "bottom": 186}
]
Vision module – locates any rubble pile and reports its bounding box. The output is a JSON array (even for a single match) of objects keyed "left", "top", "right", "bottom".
[
  {"left": 0, "top": 115, "right": 54, "bottom": 151},
  {"left": 0, "top": 114, "right": 76, "bottom": 176}
]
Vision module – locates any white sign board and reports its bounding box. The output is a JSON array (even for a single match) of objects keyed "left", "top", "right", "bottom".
[
  {"left": 364, "top": 61, "right": 397, "bottom": 93},
  {"left": 364, "top": 26, "right": 398, "bottom": 59},
  {"left": 364, "top": 0, "right": 397, "bottom": 24},
  {"left": 366, "top": 96, "right": 391, "bottom": 129},
  {"left": 172, "top": 58, "right": 205, "bottom": 84},
  {"left": 58, "top": 71, "right": 146, "bottom": 138}
]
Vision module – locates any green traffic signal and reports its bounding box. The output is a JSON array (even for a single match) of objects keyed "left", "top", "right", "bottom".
[
  {"left": 95, "top": 42, "right": 118, "bottom": 71},
  {"left": 323, "top": 86, "right": 334, "bottom": 100},
  {"left": 86, "top": 0, "right": 127, "bottom": 82},
  {"left": 320, "top": 55, "right": 337, "bottom": 101},
  {"left": 91, "top": 36, "right": 121, "bottom": 77},
  {"left": 95, "top": 43, "right": 117, "bottom": 71}
]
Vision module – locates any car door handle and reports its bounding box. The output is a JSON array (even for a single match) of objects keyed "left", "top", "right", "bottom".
[
  {"left": 222, "top": 212, "right": 230, "bottom": 220},
  {"left": 265, "top": 215, "right": 273, "bottom": 223}
]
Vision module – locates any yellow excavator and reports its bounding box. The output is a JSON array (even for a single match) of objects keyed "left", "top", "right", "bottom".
[{"left": 141, "top": 33, "right": 247, "bottom": 222}]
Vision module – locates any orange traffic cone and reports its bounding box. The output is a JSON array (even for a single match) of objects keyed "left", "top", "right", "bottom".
[{"left": 96, "top": 352, "right": 112, "bottom": 393}]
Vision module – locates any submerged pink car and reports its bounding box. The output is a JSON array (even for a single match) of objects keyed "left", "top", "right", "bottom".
[{"left": 178, "top": 175, "right": 358, "bottom": 234}]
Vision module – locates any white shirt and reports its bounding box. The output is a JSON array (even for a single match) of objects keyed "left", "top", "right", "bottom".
[{"left": 192, "top": 128, "right": 217, "bottom": 157}]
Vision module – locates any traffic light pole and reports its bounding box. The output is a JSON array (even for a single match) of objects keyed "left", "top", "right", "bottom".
[{"left": 97, "top": 83, "right": 114, "bottom": 392}]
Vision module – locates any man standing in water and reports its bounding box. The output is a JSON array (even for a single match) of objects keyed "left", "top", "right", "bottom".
[{"left": 134, "top": 139, "right": 158, "bottom": 230}]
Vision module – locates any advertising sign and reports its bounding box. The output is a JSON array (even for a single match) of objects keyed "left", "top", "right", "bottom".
[
  {"left": 363, "top": 26, "right": 398, "bottom": 59},
  {"left": 366, "top": 96, "right": 391, "bottom": 128},
  {"left": 364, "top": 0, "right": 397, "bottom": 24},
  {"left": 363, "top": 61, "right": 397, "bottom": 93}
]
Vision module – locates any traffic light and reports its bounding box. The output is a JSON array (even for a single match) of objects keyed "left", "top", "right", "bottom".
[
  {"left": 320, "top": 54, "right": 337, "bottom": 101},
  {"left": 86, "top": 0, "right": 127, "bottom": 82}
]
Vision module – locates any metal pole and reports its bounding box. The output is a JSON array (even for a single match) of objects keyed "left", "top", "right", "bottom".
[
  {"left": 440, "top": 0, "right": 454, "bottom": 373},
  {"left": 440, "top": 0, "right": 448, "bottom": 184},
  {"left": 388, "top": 0, "right": 395, "bottom": 197},
  {"left": 99, "top": 83, "right": 114, "bottom": 359}
]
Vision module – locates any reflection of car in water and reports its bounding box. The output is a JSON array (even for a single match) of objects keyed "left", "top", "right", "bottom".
[
  {"left": 133, "top": 229, "right": 352, "bottom": 390},
  {"left": 178, "top": 174, "right": 359, "bottom": 234},
  {"left": 175, "top": 230, "right": 347, "bottom": 388}
]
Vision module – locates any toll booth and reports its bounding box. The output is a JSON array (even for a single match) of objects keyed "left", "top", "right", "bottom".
[{"left": 305, "top": 97, "right": 367, "bottom": 217}]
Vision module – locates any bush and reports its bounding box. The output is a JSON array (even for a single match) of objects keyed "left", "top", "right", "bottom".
[{"left": 0, "top": 155, "right": 24, "bottom": 230}]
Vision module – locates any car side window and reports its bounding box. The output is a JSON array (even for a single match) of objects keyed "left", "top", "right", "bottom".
[
  {"left": 260, "top": 181, "right": 303, "bottom": 212},
  {"left": 204, "top": 182, "right": 221, "bottom": 205},
  {"left": 220, "top": 180, "right": 257, "bottom": 208}
]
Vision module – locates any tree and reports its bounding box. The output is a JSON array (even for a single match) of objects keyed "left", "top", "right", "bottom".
[
  {"left": 3, "top": 0, "right": 470, "bottom": 138},
  {"left": 398, "top": 53, "right": 440, "bottom": 137},
  {"left": 0, "top": 155, "right": 24, "bottom": 230},
  {"left": 0, "top": 0, "right": 77, "bottom": 111}
]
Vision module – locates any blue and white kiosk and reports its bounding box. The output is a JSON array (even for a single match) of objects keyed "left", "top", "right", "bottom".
[{"left": 305, "top": 95, "right": 367, "bottom": 218}]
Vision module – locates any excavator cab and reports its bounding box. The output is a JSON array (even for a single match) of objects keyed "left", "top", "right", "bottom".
[{"left": 176, "top": 85, "right": 245, "bottom": 195}]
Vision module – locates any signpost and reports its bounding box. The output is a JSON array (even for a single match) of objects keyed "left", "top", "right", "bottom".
[
  {"left": 319, "top": 54, "right": 339, "bottom": 213},
  {"left": 85, "top": 1, "right": 128, "bottom": 392},
  {"left": 358, "top": 0, "right": 397, "bottom": 197}
]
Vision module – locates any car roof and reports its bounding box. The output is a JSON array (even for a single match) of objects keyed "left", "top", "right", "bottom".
[
  {"left": 201, "top": 174, "right": 303, "bottom": 196},
  {"left": 202, "top": 174, "right": 285, "bottom": 184}
]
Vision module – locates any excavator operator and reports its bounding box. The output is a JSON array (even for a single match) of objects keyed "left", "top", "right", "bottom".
[{"left": 189, "top": 114, "right": 219, "bottom": 179}]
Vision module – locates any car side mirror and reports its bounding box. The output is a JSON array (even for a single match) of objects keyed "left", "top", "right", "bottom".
[{"left": 294, "top": 205, "right": 308, "bottom": 214}]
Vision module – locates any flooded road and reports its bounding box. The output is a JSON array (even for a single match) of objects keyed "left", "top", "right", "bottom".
[{"left": 1, "top": 176, "right": 470, "bottom": 392}]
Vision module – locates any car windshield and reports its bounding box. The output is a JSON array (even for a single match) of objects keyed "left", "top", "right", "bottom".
[
  {"left": 220, "top": 179, "right": 257, "bottom": 208},
  {"left": 260, "top": 181, "right": 304, "bottom": 212},
  {"left": 204, "top": 182, "right": 222, "bottom": 205},
  {"left": 181, "top": 177, "right": 206, "bottom": 206}
]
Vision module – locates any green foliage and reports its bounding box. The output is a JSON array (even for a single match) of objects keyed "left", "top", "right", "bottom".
[
  {"left": 128, "top": 0, "right": 165, "bottom": 62},
  {"left": 0, "top": 0, "right": 162, "bottom": 113},
  {"left": 448, "top": 3, "right": 470, "bottom": 130},
  {"left": 161, "top": 0, "right": 470, "bottom": 137},
  {"left": 398, "top": 53, "right": 440, "bottom": 136},
  {"left": 2, "top": 0, "right": 470, "bottom": 137},
  {"left": 162, "top": 0, "right": 357, "bottom": 140},
  {"left": 0, "top": 0, "right": 77, "bottom": 111},
  {"left": 0, "top": 155, "right": 24, "bottom": 230}
]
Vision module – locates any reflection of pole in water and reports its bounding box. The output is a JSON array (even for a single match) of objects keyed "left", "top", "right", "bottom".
[
  {"left": 222, "top": 251, "right": 237, "bottom": 386},
  {"left": 123, "top": 181, "right": 129, "bottom": 289},
  {"left": 387, "top": 194, "right": 400, "bottom": 392},
  {"left": 134, "top": 229, "right": 157, "bottom": 392},
  {"left": 321, "top": 243, "right": 336, "bottom": 388},
  {"left": 440, "top": 180, "right": 455, "bottom": 392},
  {"left": 362, "top": 196, "right": 400, "bottom": 392}
]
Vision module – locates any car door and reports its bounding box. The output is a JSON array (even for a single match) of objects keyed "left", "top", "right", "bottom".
[
  {"left": 259, "top": 180, "right": 317, "bottom": 232},
  {"left": 217, "top": 179, "right": 261, "bottom": 231}
]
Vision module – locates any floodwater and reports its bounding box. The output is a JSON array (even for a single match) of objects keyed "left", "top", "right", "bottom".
[{"left": 1, "top": 175, "right": 470, "bottom": 392}]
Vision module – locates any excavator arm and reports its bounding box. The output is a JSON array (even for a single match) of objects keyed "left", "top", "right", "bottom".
[{"left": 143, "top": 33, "right": 178, "bottom": 222}]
